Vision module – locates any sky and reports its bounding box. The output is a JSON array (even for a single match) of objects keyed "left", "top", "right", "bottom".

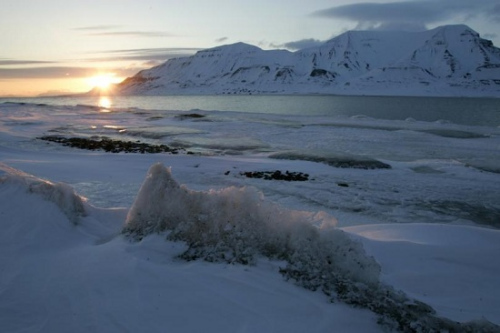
[{"left": 1, "top": 0, "right": 499, "bottom": 97}]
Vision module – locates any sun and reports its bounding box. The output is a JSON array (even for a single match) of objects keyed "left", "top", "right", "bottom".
[{"left": 87, "top": 73, "right": 122, "bottom": 91}]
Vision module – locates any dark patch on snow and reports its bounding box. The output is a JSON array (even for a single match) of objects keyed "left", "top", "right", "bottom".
[
  {"left": 240, "top": 170, "right": 309, "bottom": 181},
  {"left": 422, "top": 200, "right": 500, "bottom": 228},
  {"left": 469, "top": 164, "right": 500, "bottom": 174},
  {"left": 310, "top": 68, "right": 335, "bottom": 78},
  {"left": 174, "top": 113, "right": 206, "bottom": 120},
  {"left": 411, "top": 166, "right": 445, "bottom": 174},
  {"left": 39, "top": 136, "right": 185, "bottom": 154},
  {"left": 274, "top": 68, "right": 294, "bottom": 81},
  {"left": 270, "top": 151, "right": 391, "bottom": 170},
  {"left": 145, "top": 116, "right": 164, "bottom": 121},
  {"left": 119, "top": 74, "right": 159, "bottom": 86},
  {"left": 419, "top": 129, "right": 487, "bottom": 139}
]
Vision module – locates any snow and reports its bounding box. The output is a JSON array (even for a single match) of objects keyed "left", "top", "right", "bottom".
[
  {"left": 116, "top": 24, "right": 500, "bottom": 97},
  {"left": 345, "top": 223, "right": 500, "bottom": 323},
  {"left": 0, "top": 164, "right": 380, "bottom": 333},
  {"left": 1, "top": 99, "right": 500, "bottom": 332}
]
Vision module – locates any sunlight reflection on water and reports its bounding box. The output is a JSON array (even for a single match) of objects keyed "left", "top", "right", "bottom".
[{"left": 98, "top": 96, "right": 112, "bottom": 111}]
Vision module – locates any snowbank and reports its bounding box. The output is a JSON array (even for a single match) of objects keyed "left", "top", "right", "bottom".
[
  {"left": 0, "top": 163, "right": 86, "bottom": 224},
  {"left": 344, "top": 223, "right": 500, "bottom": 325}
]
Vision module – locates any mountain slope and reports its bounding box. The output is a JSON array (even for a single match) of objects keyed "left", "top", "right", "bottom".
[{"left": 116, "top": 25, "right": 500, "bottom": 97}]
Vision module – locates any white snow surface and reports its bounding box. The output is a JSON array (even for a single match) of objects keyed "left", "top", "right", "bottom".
[
  {"left": 1, "top": 100, "right": 500, "bottom": 332},
  {"left": 116, "top": 25, "right": 500, "bottom": 97}
]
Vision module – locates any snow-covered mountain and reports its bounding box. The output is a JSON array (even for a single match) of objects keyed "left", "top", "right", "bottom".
[{"left": 116, "top": 25, "right": 500, "bottom": 97}]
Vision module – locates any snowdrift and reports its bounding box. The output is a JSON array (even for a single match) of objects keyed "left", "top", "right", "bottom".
[{"left": 0, "top": 163, "right": 87, "bottom": 224}]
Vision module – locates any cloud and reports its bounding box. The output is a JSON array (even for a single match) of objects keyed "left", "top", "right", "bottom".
[
  {"left": 277, "top": 38, "right": 324, "bottom": 51},
  {"left": 215, "top": 37, "right": 229, "bottom": 43},
  {"left": 99, "top": 47, "right": 201, "bottom": 55},
  {"left": 37, "top": 89, "right": 76, "bottom": 97},
  {"left": 0, "top": 66, "right": 139, "bottom": 79},
  {"left": 483, "top": 33, "right": 498, "bottom": 40},
  {"left": 487, "top": 4, "right": 500, "bottom": 22},
  {"left": 313, "top": 0, "right": 500, "bottom": 31},
  {"left": 85, "top": 47, "right": 200, "bottom": 62},
  {"left": 0, "top": 60, "right": 55, "bottom": 66},
  {"left": 0, "top": 47, "right": 200, "bottom": 80},
  {"left": 73, "top": 25, "right": 123, "bottom": 31},
  {"left": 73, "top": 25, "right": 174, "bottom": 38},
  {"left": 142, "top": 60, "right": 163, "bottom": 67},
  {"left": 86, "top": 31, "right": 173, "bottom": 38},
  {"left": 0, "top": 67, "right": 93, "bottom": 79}
]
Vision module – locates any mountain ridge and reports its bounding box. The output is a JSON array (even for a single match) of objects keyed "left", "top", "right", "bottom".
[{"left": 115, "top": 25, "right": 500, "bottom": 97}]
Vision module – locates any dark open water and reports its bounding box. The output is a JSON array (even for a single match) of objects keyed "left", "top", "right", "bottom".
[{"left": 2, "top": 95, "right": 499, "bottom": 127}]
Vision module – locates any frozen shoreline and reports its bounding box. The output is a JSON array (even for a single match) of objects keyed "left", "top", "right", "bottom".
[
  {"left": 1, "top": 100, "right": 500, "bottom": 331},
  {"left": 2, "top": 100, "right": 499, "bottom": 227}
]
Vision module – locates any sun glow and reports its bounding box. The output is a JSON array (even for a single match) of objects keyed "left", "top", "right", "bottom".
[
  {"left": 87, "top": 73, "right": 122, "bottom": 91},
  {"left": 98, "top": 96, "right": 112, "bottom": 110}
]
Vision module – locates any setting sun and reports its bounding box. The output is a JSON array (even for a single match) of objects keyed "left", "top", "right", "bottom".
[{"left": 87, "top": 73, "right": 122, "bottom": 91}]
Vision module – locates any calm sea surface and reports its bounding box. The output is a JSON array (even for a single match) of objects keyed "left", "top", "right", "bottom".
[{"left": 2, "top": 95, "right": 499, "bottom": 127}]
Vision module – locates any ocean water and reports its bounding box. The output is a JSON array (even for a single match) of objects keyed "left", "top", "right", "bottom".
[{"left": 2, "top": 94, "right": 500, "bottom": 126}]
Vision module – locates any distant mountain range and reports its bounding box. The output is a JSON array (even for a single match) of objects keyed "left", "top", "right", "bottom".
[{"left": 115, "top": 25, "right": 500, "bottom": 97}]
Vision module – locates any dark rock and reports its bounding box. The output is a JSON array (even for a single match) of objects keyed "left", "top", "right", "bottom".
[
  {"left": 240, "top": 170, "right": 309, "bottom": 181},
  {"left": 39, "top": 136, "right": 185, "bottom": 154},
  {"left": 175, "top": 113, "right": 206, "bottom": 120},
  {"left": 310, "top": 69, "right": 335, "bottom": 78}
]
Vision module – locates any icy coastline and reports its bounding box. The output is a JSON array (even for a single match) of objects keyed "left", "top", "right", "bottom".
[{"left": 1, "top": 100, "right": 500, "bottom": 331}]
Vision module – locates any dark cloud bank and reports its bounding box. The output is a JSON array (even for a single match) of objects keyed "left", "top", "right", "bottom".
[
  {"left": 312, "top": 0, "right": 500, "bottom": 31},
  {"left": 279, "top": 0, "right": 500, "bottom": 52}
]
